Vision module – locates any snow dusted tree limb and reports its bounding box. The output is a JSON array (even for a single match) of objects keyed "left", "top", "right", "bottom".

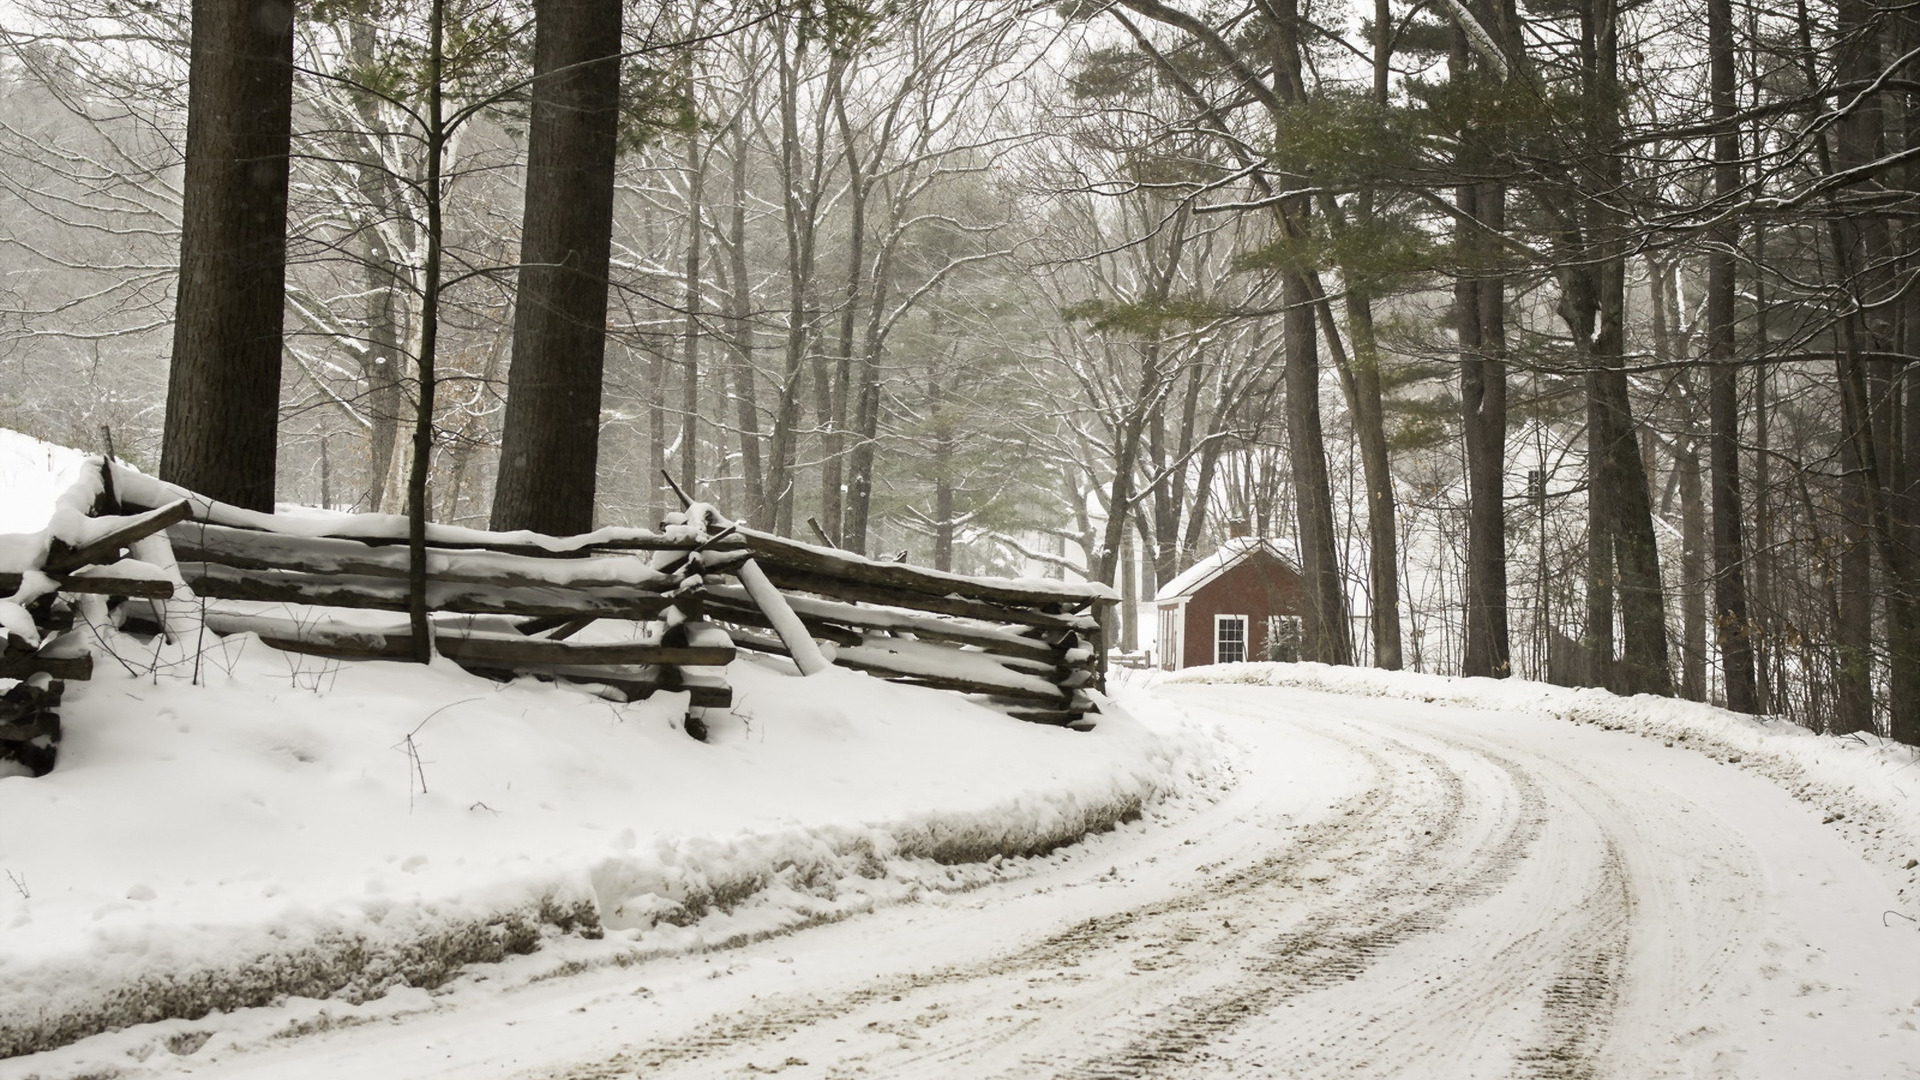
[
  {"left": 1436, "top": 0, "right": 1510, "bottom": 83},
  {"left": 981, "top": 531, "right": 1089, "bottom": 579}
]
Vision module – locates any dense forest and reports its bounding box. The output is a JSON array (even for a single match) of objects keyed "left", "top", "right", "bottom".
[{"left": 1, "top": 0, "right": 1915, "bottom": 740}]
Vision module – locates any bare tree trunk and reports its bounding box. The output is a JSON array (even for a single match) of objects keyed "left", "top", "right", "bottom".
[
  {"left": 360, "top": 241, "right": 407, "bottom": 513},
  {"left": 820, "top": 88, "right": 869, "bottom": 545},
  {"left": 163, "top": 0, "right": 295, "bottom": 511},
  {"left": 1584, "top": 0, "right": 1671, "bottom": 697},
  {"left": 678, "top": 116, "right": 704, "bottom": 491},
  {"left": 1344, "top": 292, "right": 1403, "bottom": 669},
  {"left": 1285, "top": 261, "right": 1351, "bottom": 665},
  {"left": 1678, "top": 433, "right": 1708, "bottom": 701},
  {"left": 841, "top": 253, "right": 891, "bottom": 553},
  {"left": 1458, "top": 171, "right": 1510, "bottom": 676},
  {"left": 1704, "top": 0, "right": 1757, "bottom": 711},
  {"left": 1827, "top": 0, "right": 1891, "bottom": 735},
  {"left": 649, "top": 342, "right": 667, "bottom": 524},
  {"left": 929, "top": 361, "right": 954, "bottom": 572},
  {"left": 1836, "top": 418, "right": 1875, "bottom": 735},
  {"left": 490, "top": 0, "right": 623, "bottom": 533},
  {"left": 722, "top": 117, "right": 767, "bottom": 526},
  {"left": 1583, "top": 364, "right": 1616, "bottom": 690},
  {"left": 1752, "top": 217, "right": 1777, "bottom": 714},
  {"left": 1357, "top": 0, "right": 1405, "bottom": 672}
]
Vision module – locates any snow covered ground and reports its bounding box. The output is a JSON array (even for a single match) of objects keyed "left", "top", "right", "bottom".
[
  {"left": 6, "top": 661, "right": 1919, "bottom": 1078},
  {"left": 0, "top": 627, "right": 1212, "bottom": 1066}
]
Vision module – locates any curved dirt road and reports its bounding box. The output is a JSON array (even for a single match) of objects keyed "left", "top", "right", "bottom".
[{"left": 181, "top": 684, "right": 1920, "bottom": 1080}]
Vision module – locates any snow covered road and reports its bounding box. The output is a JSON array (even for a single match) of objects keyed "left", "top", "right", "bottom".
[{"left": 35, "top": 681, "right": 1920, "bottom": 1080}]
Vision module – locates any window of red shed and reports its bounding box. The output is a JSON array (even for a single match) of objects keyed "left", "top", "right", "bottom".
[{"left": 1215, "top": 614, "right": 1248, "bottom": 664}]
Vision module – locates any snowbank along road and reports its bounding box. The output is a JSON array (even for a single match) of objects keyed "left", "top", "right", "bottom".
[{"left": 66, "top": 682, "right": 1920, "bottom": 1080}]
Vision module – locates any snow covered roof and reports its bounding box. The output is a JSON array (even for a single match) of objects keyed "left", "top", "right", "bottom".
[{"left": 1154, "top": 536, "right": 1299, "bottom": 603}]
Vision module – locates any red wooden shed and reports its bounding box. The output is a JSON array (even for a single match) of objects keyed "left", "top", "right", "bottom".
[{"left": 1153, "top": 537, "right": 1308, "bottom": 670}]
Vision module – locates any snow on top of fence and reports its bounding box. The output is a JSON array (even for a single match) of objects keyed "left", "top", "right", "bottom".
[
  {"left": 110, "top": 465, "right": 684, "bottom": 554},
  {"left": 0, "top": 429, "right": 101, "bottom": 574}
]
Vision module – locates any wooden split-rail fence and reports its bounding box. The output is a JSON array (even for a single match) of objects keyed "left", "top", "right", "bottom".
[{"left": 1, "top": 458, "right": 1113, "bottom": 775}]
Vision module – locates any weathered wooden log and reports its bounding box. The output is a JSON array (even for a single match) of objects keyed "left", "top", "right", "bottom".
[
  {"left": 43, "top": 500, "right": 191, "bottom": 574},
  {"left": 0, "top": 569, "right": 176, "bottom": 599},
  {"left": 0, "top": 680, "right": 58, "bottom": 741},
  {"left": 0, "top": 699, "right": 55, "bottom": 733},
  {"left": 701, "top": 593, "right": 865, "bottom": 647},
  {"left": 705, "top": 584, "right": 1057, "bottom": 661},
  {"left": 725, "top": 627, "right": 795, "bottom": 657},
  {"left": 170, "top": 523, "right": 675, "bottom": 592},
  {"left": 1, "top": 632, "right": 90, "bottom": 681},
  {"left": 2, "top": 672, "right": 59, "bottom": 702},
  {"left": 0, "top": 653, "right": 90, "bottom": 680},
  {"left": 751, "top": 564, "right": 1097, "bottom": 632},
  {"left": 441, "top": 635, "right": 733, "bottom": 669},
  {"left": 0, "top": 721, "right": 47, "bottom": 743},
  {"left": 735, "top": 558, "right": 830, "bottom": 675},
  {"left": 1000, "top": 707, "right": 1096, "bottom": 728},
  {"left": 62, "top": 569, "right": 177, "bottom": 599},
  {"left": 178, "top": 563, "right": 679, "bottom": 619},
  {"left": 731, "top": 630, "right": 1065, "bottom": 705},
  {"left": 992, "top": 646, "right": 1100, "bottom": 676},
  {"left": 200, "top": 612, "right": 732, "bottom": 667},
  {"left": 829, "top": 641, "right": 1067, "bottom": 706},
  {"left": 1054, "top": 668, "right": 1096, "bottom": 690},
  {"left": 730, "top": 528, "right": 1113, "bottom": 611},
  {"left": 475, "top": 665, "right": 731, "bottom": 709}
]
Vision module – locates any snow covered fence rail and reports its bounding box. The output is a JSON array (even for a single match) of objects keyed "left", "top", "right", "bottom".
[
  {"left": 1, "top": 458, "right": 191, "bottom": 775},
  {"left": 684, "top": 508, "right": 1116, "bottom": 727},
  {"left": 104, "top": 465, "right": 739, "bottom": 717},
  {"left": 26, "top": 457, "right": 1113, "bottom": 731}
]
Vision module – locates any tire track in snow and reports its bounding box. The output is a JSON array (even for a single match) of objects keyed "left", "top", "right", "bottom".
[
  {"left": 543, "top": 714, "right": 1552, "bottom": 1080},
  {"left": 539, "top": 731, "right": 1409, "bottom": 1078},
  {"left": 537, "top": 687, "right": 1797, "bottom": 1080},
  {"left": 1044, "top": 714, "right": 1557, "bottom": 1080}
]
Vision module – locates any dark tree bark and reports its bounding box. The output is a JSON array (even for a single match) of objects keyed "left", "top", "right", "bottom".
[
  {"left": 1570, "top": 0, "right": 1671, "bottom": 697},
  {"left": 1707, "top": 0, "right": 1757, "bottom": 713},
  {"left": 841, "top": 236, "right": 892, "bottom": 554},
  {"left": 1457, "top": 163, "right": 1510, "bottom": 676},
  {"left": 162, "top": 0, "right": 296, "bottom": 511},
  {"left": 1825, "top": 0, "right": 1894, "bottom": 735},
  {"left": 1285, "top": 255, "right": 1352, "bottom": 665},
  {"left": 678, "top": 125, "right": 705, "bottom": 493},
  {"left": 820, "top": 86, "right": 870, "bottom": 546},
  {"left": 1678, "top": 432, "right": 1708, "bottom": 701},
  {"left": 721, "top": 117, "right": 767, "bottom": 525},
  {"left": 490, "top": 0, "right": 623, "bottom": 534},
  {"left": 1446, "top": 12, "right": 1512, "bottom": 681},
  {"left": 764, "top": 36, "right": 836, "bottom": 537},
  {"left": 1356, "top": 0, "right": 1406, "bottom": 672}
]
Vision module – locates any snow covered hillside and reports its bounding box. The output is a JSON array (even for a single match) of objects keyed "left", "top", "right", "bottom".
[
  {"left": 0, "top": 630, "right": 1217, "bottom": 1061},
  {"left": 0, "top": 428, "right": 1221, "bottom": 1061}
]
